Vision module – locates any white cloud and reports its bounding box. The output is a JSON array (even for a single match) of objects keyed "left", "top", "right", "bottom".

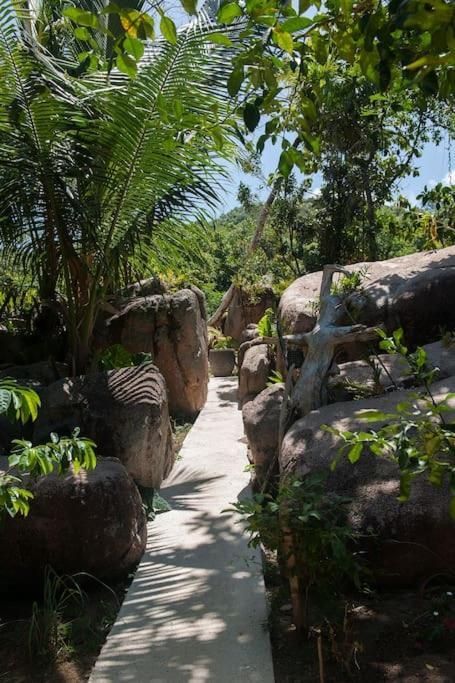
[{"left": 443, "top": 170, "right": 455, "bottom": 186}]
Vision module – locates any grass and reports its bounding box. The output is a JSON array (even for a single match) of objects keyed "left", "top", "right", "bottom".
[
  {"left": 172, "top": 417, "right": 194, "bottom": 458},
  {"left": 0, "top": 570, "right": 131, "bottom": 683}
]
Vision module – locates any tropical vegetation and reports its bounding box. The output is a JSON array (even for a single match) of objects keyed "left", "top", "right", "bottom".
[{"left": 0, "top": 1, "right": 454, "bottom": 676}]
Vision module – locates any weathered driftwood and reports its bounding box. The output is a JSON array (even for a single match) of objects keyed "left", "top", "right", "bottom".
[
  {"left": 284, "top": 264, "right": 378, "bottom": 420},
  {"left": 278, "top": 264, "right": 379, "bottom": 632},
  {"left": 207, "top": 283, "right": 236, "bottom": 327}
]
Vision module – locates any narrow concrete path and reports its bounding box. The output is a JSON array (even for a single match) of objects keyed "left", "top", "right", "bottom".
[{"left": 91, "top": 377, "right": 275, "bottom": 683}]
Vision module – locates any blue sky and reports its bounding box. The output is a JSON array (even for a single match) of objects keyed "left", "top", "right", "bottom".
[{"left": 218, "top": 135, "right": 454, "bottom": 215}]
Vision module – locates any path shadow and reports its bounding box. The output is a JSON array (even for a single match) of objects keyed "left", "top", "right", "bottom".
[{"left": 93, "top": 462, "right": 270, "bottom": 682}]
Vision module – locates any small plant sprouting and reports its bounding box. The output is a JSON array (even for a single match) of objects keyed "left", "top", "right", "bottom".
[
  {"left": 28, "top": 567, "right": 85, "bottom": 659},
  {"left": 257, "top": 308, "right": 277, "bottom": 338},
  {"left": 228, "top": 472, "right": 363, "bottom": 629},
  {"left": 208, "top": 327, "right": 234, "bottom": 350},
  {"left": 267, "top": 370, "right": 283, "bottom": 386},
  {"left": 331, "top": 267, "right": 369, "bottom": 297},
  {"left": 99, "top": 343, "right": 153, "bottom": 370},
  {"left": 27, "top": 567, "right": 121, "bottom": 660},
  {"left": 138, "top": 486, "right": 172, "bottom": 520}
]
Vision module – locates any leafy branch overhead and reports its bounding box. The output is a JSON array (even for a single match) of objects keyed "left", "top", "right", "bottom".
[
  {"left": 213, "top": 0, "right": 455, "bottom": 177},
  {"left": 63, "top": 2, "right": 454, "bottom": 184}
]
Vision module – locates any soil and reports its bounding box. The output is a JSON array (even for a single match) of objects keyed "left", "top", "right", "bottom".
[
  {"left": 264, "top": 550, "right": 455, "bottom": 682},
  {"left": 0, "top": 576, "right": 130, "bottom": 683}
]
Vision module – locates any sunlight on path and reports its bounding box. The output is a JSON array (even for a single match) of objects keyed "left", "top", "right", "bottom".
[{"left": 90, "top": 377, "right": 275, "bottom": 683}]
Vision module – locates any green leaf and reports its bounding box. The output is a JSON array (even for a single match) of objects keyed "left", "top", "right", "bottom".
[
  {"left": 205, "top": 33, "right": 233, "bottom": 47},
  {"left": 340, "top": 0, "right": 353, "bottom": 17},
  {"left": 356, "top": 409, "right": 396, "bottom": 422},
  {"left": 123, "top": 36, "right": 144, "bottom": 61},
  {"left": 347, "top": 443, "right": 363, "bottom": 464},
  {"left": 218, "top": 2, "right": 242, "bottom": 25},
  {"left": 243, "top": 102, "right": 260, "bottom": 132},
  {"left": 393, "top": 327, "right": 404, "bottom": 344},
  {"left": 116, "top": 53, "right": 137, "bottom": 78},
  {"left": 301, "top": 96, "right": 317, "bottom": 122},
  {"left": 227, "top": 67, "right": 244, "bottom": 96},
  {"left": 64, "top": 8, "right": 99, "bottom": 28},
  {"left": 180, "top": 0, "right": 198, "bottom": 15},
  {"left": 299, "top": 0, "right": 311, "bottom": 12},
  {"left": 74, "top": 27, "right": 91, "bottom": 41},
  {"left": 272, "top": 28, "right": 294, "bottom": 54},
  {"left": 281, "top": 17, "right": 312, "bottom": 33},
  {"left": 160, "top": 15, "right": 178, "bottom": 44},
  {"left": 210, "top": 126, "right": 224, "bottom": 150},
  {"left": 278, "top": 150, "right": 293, "bottom": 177},
  {"left": 301, "top": 131, "right": 321, "bottom": 155},
  {"left": 398, "top": 471, "right": 412, "bottom": 501}
]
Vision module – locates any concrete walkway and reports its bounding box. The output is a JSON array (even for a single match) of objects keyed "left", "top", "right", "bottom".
[{"left": 91, "top": 377, "right": 275, "bottom": 683}]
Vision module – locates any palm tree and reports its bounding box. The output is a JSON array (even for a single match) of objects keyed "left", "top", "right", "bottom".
[{"left": 0, "top": 0, "right": 237, "bottom": 372}]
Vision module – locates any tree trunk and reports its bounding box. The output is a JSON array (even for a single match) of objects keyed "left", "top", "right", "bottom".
[
  {"left": 209, "top": 137, "right": 301, "bottom": 328},
  {"left": 279, "top": 265, "right": 379, "bottom": 628}
]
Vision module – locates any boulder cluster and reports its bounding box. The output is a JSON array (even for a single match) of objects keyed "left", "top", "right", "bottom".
[
  {"left": 0, "top": 283, "right": 209, "bottom": 589},
  {"left": 242, "top": 246, "right": 455, "bottom": 586}
]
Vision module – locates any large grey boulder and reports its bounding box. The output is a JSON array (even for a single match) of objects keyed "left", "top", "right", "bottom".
[
  {"left": 280, "top": 376, "right": 455, "bottom": 586},
  {"left": 330, "top": 340, "right": 455, "bottom": 400},
  {"left": 279, "top": 247, "right": 455, "bottom": 348},
  {"left": 34, "top": 364, "right": 174, "bottom": 489},
  {"left": 238, "top": 344, "right": 272, "bottom": 406},
  {"left": 242, "top": 384, "right": 283, "bottom": 490},
  {"left": 99, "top": 288, "right": 208, "bottom": 418},
  {"left": 0, "top": 457, "right": 146, "bottom": 590},
  {"left": 224, "top": 287, "right": 276, "bottom": 343}
]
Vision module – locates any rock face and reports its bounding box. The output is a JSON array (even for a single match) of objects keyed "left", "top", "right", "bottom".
[
  {"left": 242, "top": 384, "right": 283, "bottom": 490},
  {"left": 99, "top": 288, "right": 208, "bottom": 418},
  {"left": 238, "top": 344, "right": 272, "bottom": 406},
  {"left": 330, "top": 340, "right": 455, "bottom": 400},
  {"left": 34, "top": 364, "right": 174, "bottom": 489},
  {"left": 0, "top": 457, "right": 146, "bottom": 590},
  {"left": 280, "top": 377, "right": 455, "bottom": 587},
  {"left": 279, "top": 247, "right": 455, "bottom": 348},
  {"left": 240, "top": 324, "right": 259, "bottom": 344},
  {"left": 0, "top": 360, "right": 68, "bottom": 386},
  {"left": 224, "top": 288, "right": 276, "bottom": 342}
]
